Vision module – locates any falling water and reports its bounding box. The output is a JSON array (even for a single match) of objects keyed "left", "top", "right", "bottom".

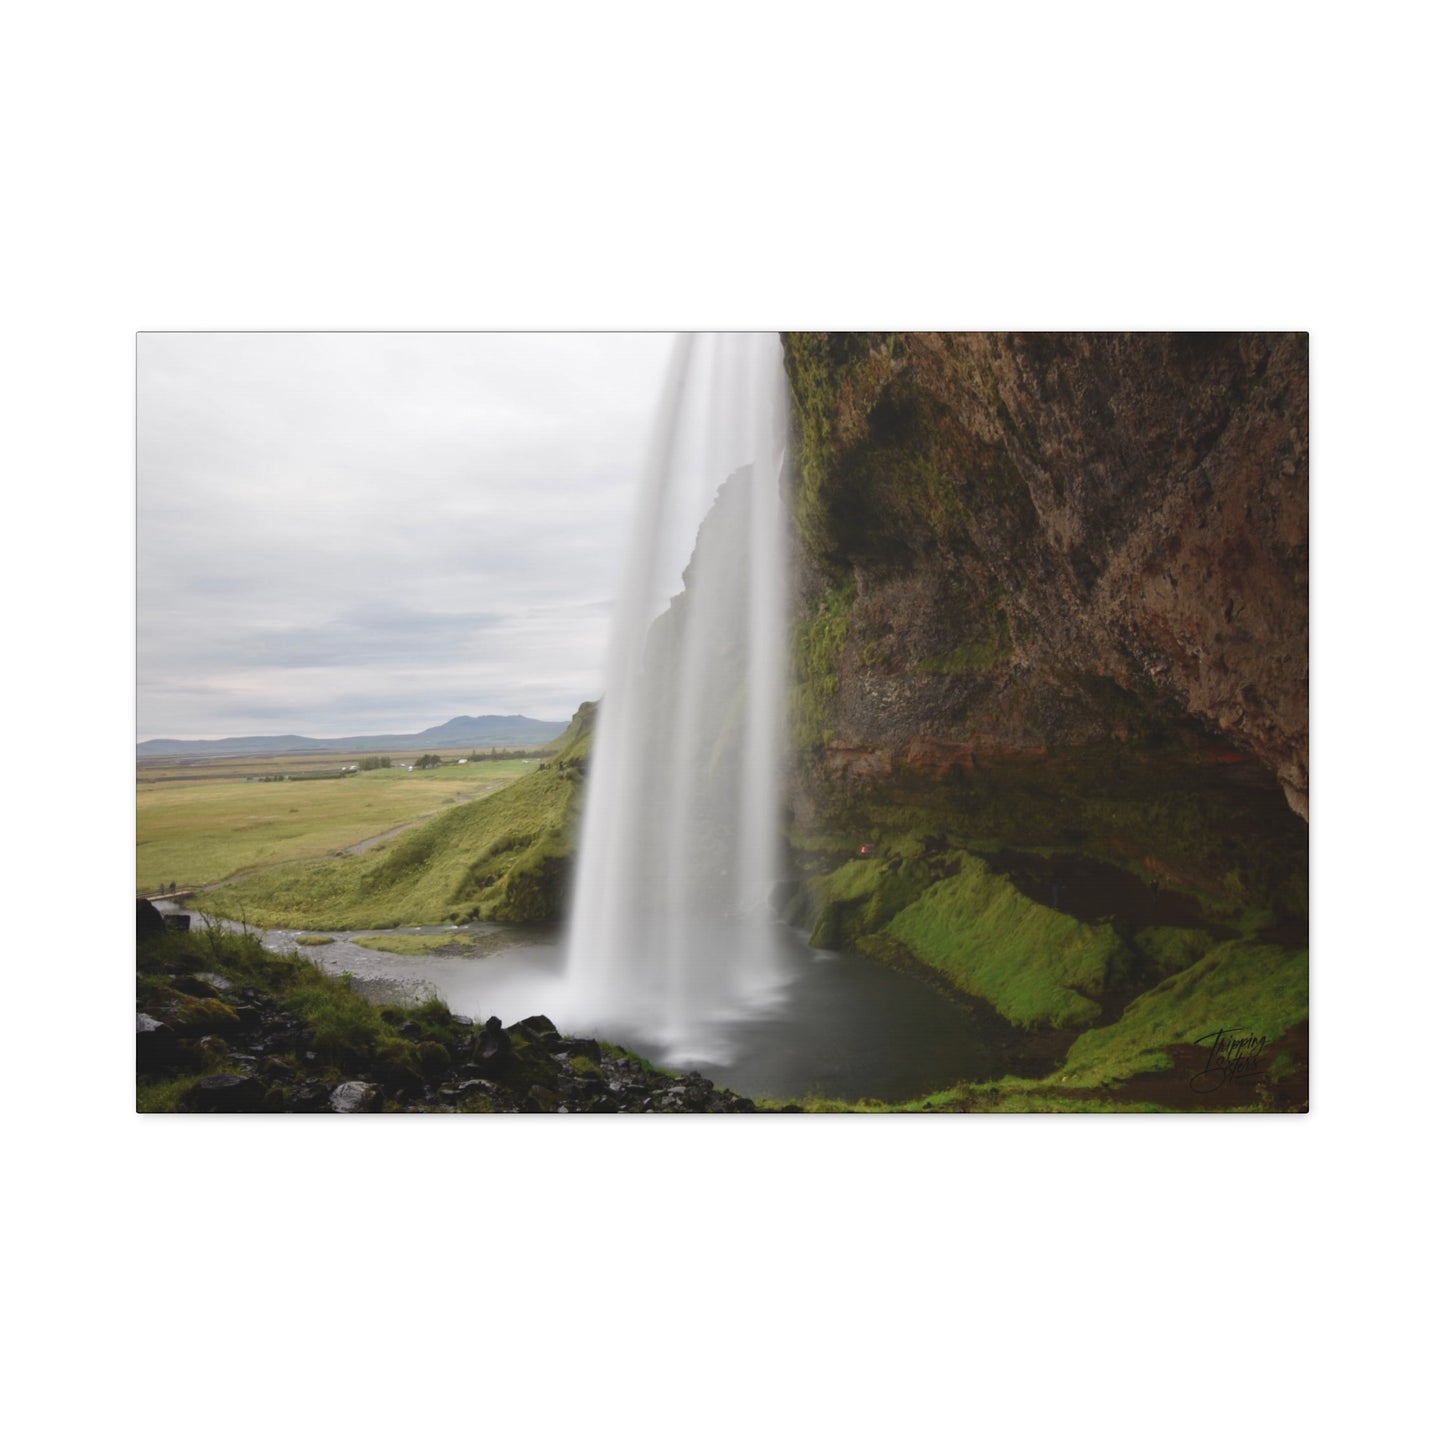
[{"left": 564, "top": 333, "right": 790, "bottom": 1064}]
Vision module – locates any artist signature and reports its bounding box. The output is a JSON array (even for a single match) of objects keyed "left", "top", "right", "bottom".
[{"left": 1189, "top": 1027, "right": 1268, "bottom": 1093}]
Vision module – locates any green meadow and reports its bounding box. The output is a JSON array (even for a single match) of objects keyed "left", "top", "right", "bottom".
[{"left": 136, "top": 758, "right": 533, "bottom": 895}]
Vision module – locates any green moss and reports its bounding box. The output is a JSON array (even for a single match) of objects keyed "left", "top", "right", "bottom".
[
  {"left": 1135, "top": 925, "right": 1216, "bottom": 976},
  {"left": 801, "top": 846, "right": 1132, "bottom": 1031},
  {"left": 169, "top": 994, "right": 242, "bottom": 1033},
  {"left": 879, "top": 854, "right": 1130, "bottom": 1030},
  {"left": 804, "top": 854, "right": 936, "bottom": 949},
  {"left": 914, "top": 607, "right": 1012, "bottom": 675},
  {"left": 353, "top": 933, "right": 458, "bottom": 956},
  {"left": 1057, "top": 940, "right": 1308, "bottom": 1086},
  {"left": 372, "top": 1037, "right": 424, "bottom": 1085},
  {"left": 137, "top": 1073, "right": 208, "bottom": 1112},
  {"left": 791, "top": 581, "right": 853, "bottom": 751}
]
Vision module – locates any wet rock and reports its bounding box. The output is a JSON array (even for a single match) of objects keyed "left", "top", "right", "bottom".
[
  {"left": 287, "top": 1081, "right": 332, "bottom": 1113},
  {"left": 329, "top": 1081, "right": 381, "bottom": 1113},
  {"left": 558, "top": 1036, "right": 602, "bottom": 1064},
  {"left": 167, "top": 994, "right": 244, "bottom": 1037},
  {"left": 417, "top": 1040, "right": 452, "bottom": 1080},
  {"left": 523, "top": 1084, "right": 563, "bottom": 1112},
  {"left": 514, "top": 1014, "right": 562, "bottom": 1045},
  {"left": 474, "top": 1018, "right": 513, "bottom": 1080},
  {"left": 171, "top": 974, "right": 221, "bottom": 999},
  {"left": 137, "top": 898, "right": 166, "bottom": 941},
  {"left": 136, "top": 1012, "right": 175, "bottom": 1072},
  {"left": 188, "top": 1073, "right": 266, "bottom": 1112}
]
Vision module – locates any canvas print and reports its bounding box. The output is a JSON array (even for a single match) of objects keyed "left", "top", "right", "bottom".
[{"left": 136, "top": 332, "right": 1308, "bottom": 1113}]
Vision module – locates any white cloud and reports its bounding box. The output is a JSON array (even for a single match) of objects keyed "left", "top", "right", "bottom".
[{"left": 137, "top": 332, "right": 674, "bottom": 739}]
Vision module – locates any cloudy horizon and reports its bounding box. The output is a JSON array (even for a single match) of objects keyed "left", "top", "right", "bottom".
[{"left": 137, "top": 332, "right": 683, "bottom": 742}]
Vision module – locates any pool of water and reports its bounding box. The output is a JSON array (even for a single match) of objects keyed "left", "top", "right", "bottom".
[{"left": 241, "top": 917, "right": 1000, "bottom": 1103}]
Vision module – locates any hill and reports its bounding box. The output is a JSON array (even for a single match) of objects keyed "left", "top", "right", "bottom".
[
  {"left": 205, "top": 703, "right": 595, "bottom": 928},
  {"left": 137, "top": 713, "right": 569, "bottom": 758}
]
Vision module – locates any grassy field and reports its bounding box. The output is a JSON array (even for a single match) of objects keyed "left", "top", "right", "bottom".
[
  {"left": 200, "top": 705, "right": 596, "bottom": 929},
  {"left": 137, "top": 759, "right": 534, "bottom": 894}
]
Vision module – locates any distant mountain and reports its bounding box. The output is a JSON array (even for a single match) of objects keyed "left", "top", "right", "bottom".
[{"left": 137, "top": 714, "right": 570, "bottom": 758}]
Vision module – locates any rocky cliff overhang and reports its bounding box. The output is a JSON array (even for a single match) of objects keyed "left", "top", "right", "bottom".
[{"left": 783, "top": 332, "right": 1308, "bottom": 822}]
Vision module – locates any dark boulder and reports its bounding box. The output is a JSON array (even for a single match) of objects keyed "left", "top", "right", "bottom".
[
  {"left": 287, "top": 1082, "right": 332, "bottom": 1113},
  {"left": 514, "top": 1014, "right": 562, "bottom": 1045},
  {"left": 473, "top": 1018, "right": 513, "bottom": 1080},
  {"left": 417, "top": 1039, "right": 452, "bottom": 1080},
  {"left": 171, "top": 974, "right": 221, "bottom": 999},
  {"left": 187, "top": 1073, "right": 266, "bottom": 1112},
  {"left": 136, "top": 1012, "right": 176, "bottom": 1073},
  {"left": 137, "top": 898, "right": 165, "bottom": 941}
]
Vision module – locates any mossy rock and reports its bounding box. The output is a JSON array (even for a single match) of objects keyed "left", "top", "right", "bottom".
[
  {"left": 500, "top": 1036, "right": 565, "bottom": 1091},
  {"left": 372, "top": 1037, "right": 424, "bottom": 1086},
  {"left": 169, "top": 994, "right": 243, "bottom": 1036},
  {"left": 416, "top": 1039, "right": 452, "bottom": 1080}
]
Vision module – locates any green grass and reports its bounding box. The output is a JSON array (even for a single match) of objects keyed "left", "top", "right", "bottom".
[
  {"left": 1055, "top": 939, "right": 1309, "bottom": 1087},
  {"left": 877, "top": 853, "right": 1129, "bottom": 1030},
  {"left": 204, "top": 709, "right": 594, "bottom": 929},
  {"left": 1134, "top": 925, "right": 1216, "bottom": 976},
  {"left": 137, "top": 1072, "right": 211, "bottom": 1113},
  {"left": 802, "top": 848, "right": 1129, "bottom": 1030},
  {"left": 778, "top": 1084, "right": 1170, "bottom": 1114},
  {"left": 137, "top": 758, "right": 534, "bottom": 893},
  {"left": 353, "top": 933, "right": 460, "bottom": 956}
]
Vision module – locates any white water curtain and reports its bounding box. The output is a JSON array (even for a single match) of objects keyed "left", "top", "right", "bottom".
[{"left": 564, "top": 332, "right": 790, "bottom": 1063}]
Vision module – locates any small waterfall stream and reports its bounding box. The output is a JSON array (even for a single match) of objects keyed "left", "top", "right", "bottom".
[{"left": 564, "top": 333, "right": 790, "bottom": 1064}]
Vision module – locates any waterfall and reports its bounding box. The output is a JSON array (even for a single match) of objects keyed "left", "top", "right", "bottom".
[{"left": 564, "top": 332, "right": 790, "bottom": 1064}]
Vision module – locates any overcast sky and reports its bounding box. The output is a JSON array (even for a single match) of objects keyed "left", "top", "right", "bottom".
[{"left": 137, "top": 333, "right": 684, "bottom": 741}]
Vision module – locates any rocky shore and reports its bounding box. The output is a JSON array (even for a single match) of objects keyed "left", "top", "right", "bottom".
[{"left": 137, "top": 901, "right": 761, "bottom": 1114}]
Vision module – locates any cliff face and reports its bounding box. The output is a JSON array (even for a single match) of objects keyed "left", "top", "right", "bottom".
[
  {"left": 785, "top": 332, "right": 1308, "bottom": 817},
  {"left": 782, "top": 332, "right": 1308, "bottom": 941}
]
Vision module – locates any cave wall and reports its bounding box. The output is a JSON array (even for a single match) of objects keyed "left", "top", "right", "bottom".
[{"left": 782, "top": 332, "right": 1309, "bottom": 827}]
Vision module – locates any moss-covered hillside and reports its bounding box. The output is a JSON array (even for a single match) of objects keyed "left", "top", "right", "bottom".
[{"left": 207, "top": 702, "right": 595, "bottom": 928}]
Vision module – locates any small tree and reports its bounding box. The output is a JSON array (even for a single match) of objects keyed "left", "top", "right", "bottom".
[
  {"left": 358, "top": 755, "right": 392, "bottom": 771},
  {"left": 414, "top": 753, "right": 442, "bottom": 770}
]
